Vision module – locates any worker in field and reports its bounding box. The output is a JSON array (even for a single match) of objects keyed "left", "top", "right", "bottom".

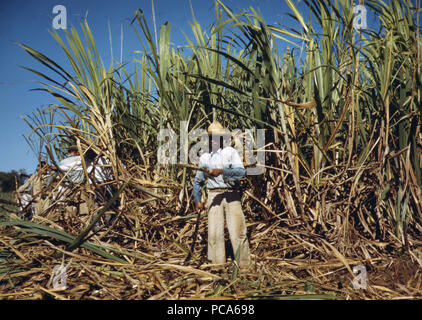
[
  {"left": 57, "top": 144, "right": 115, "bottom": 226},
  {"left": 192, "top": 121, "right": 251, "bottom": 269},
  {"left": 14, "top": 172, "right": 36, "bottom": 220},
  {"left": 54, "top": 145, "right": 85, "bottom": 215},
  {"left": 14, "top": 161, "right": 50, "bottom": 219},
  {"left": 57, "top": 145, "right": 84, "bottom": 185},
  {"left": 57, "top": 144, "right": 113, "bottom": 192}
]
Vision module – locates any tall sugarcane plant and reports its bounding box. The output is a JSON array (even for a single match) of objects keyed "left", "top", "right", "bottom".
[{"left": 20, "top": 0, "right": 421, "bottom": 247}]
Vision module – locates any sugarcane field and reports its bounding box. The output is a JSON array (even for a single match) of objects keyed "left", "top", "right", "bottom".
[{"left": 1, "top": 0, "right": 422, "bottom": 302}]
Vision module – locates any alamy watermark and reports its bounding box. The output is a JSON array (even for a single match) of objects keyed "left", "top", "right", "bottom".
[
  {"left": 353, "top": 4, "right": 367, "bottom": 30},
  {"left": 52, "top": 264, "right": 67, "bottom": 289},
  {"left": 52, "top": 5, "right": 67, "bottom": 30},
  {"left": 157, "top": 121, "right": 266, "bottom": 175},
  {"left": 352, "top": 265, "right": 367, "bottom": 289}
]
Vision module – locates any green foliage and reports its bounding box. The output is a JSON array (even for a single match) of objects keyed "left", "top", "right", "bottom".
[
  {"left": 0, "top": 170, "right": 26, "bottom": 193},
  {"left": 19, "top": 0, "right": 422, "bottom": 246}
]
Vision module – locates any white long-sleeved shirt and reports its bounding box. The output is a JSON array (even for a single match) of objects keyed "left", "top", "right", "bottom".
[
  {"left": 193, "top": 147, "right": 245, "bottom": 203},
  {"left": 58, "top": 156, "right": 84, "bottom": 184},
  {"left": 89, "top": 157, "right": 113, "bottom": 184},
  {"left": 58, "top": 156, "right": 112, "bottom": 184}
]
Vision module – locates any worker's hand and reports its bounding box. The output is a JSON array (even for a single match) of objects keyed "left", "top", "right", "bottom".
[
  {"left": 195, "top": 202, "right": 204, "bottom": 212},
  {"left": 209, "top": 168, "right": 223, "bottom": 177}
]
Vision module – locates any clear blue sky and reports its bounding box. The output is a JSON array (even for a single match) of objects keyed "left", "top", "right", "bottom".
[
  {"left": 0, "top": 0, "right": 301, "bottom": 174},
  {"left": 0, "top": 0, "right": 406, "bottom": 174}
]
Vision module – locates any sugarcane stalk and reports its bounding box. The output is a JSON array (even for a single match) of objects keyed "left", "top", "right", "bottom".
[
  {"left": 184, "top": 207, "right": 205, "bottom": 264},
  {"left": 67, "top": 178, "right": 131, "bottom": 251}
]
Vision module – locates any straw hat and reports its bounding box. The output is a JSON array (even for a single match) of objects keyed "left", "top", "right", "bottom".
[{"left": 207, "top": 121, "right": 230, "bottom": 136}]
